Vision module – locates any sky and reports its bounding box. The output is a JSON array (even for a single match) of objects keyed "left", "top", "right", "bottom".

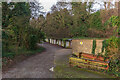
[
  {"left": 35, "top": 0, "right": 116, "bottom": 17},
  {"left": 38, "top": 0, "right": 106, "bottom": 13},
  {"left": 38, "top": 0, "right": 58, "bottom": 12},
  {"left": 7, "top": 0, "right": 116, "bottom": 13}
]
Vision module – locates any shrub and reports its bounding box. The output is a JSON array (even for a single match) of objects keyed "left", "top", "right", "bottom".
[
  {"left": 105, "top": 36, "right": 119, "bottom": 77},
  {"left": 28, "top": 34, "right": 38, "bottom": 50},
  {"left": 92, "top": 40, "right": 96, "bottom": 55}
]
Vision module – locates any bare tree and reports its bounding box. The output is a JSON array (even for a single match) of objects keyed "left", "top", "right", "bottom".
[{"left": 29, "top": 0, "right": 45, "bottom": 18}]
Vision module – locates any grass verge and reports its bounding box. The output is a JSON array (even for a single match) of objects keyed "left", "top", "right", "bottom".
[{"left": 54, "top": 64, "right": 115, "bottom": 78}]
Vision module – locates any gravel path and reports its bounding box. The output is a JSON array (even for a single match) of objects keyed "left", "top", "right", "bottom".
[{"left": 2, "top": 42, "right": 63, "bottom": 78}]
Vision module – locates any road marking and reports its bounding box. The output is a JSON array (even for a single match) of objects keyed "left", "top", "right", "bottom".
[{"left": 49, "top": 67, "right": 54, "bottom": 72}]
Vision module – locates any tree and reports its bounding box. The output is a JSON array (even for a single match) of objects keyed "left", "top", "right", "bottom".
[
  {"left": 29, "top": 0, "right": 45, "bottom": 18},
  {"left": 2, "top": 2, "right": 45, "bottom": 51},
  {"left": 51, "top": 1, "right": 71, "bottom": 12},
  {"left": 43, "top": 8, "right": 72, "bottom": 39},
  {"left": 30, "top": 15, "right": 45, "bottom": 30},
  {"left": 71, "top": 2, "right": 89, "bottom": 37}
]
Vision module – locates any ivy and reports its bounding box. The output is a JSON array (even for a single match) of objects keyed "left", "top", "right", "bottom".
[
  {"left": 108, "top": 16, "right": 120, "bottom": 27},
  {"left": 92, "top": 40, "right": 96, "bottom": 55},
  {"left": 101, "top": 37, "right": 119, "bottom": 76},
  {"left": 101, "top": 40, "right": 110, "bottom": 61},
  {"left": 101, "top": 40, "right": 106, "bottom": 53}
]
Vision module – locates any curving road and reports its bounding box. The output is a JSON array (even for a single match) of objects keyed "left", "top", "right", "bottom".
[
  {"left": 2, "top": 42, "right": 114, "bottom": 78},
  {"left": 3, "top": 42, "right": 63, "bottom": 78}
]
